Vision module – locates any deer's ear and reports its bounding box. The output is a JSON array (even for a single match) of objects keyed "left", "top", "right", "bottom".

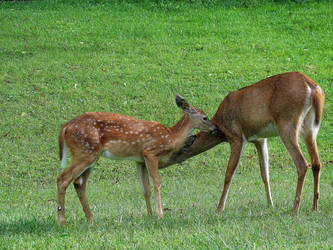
[{"left": 175, "top": 94, "right": 195, "bottom": 114}]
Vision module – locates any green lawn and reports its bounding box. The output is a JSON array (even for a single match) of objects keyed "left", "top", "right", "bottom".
[{"left": 0, "top": 0, "right": 332, "bottom": 248}]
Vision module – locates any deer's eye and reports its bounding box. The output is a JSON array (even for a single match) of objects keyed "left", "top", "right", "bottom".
[{"left": 202, "top": 117, "right": 208, "bottom": 121}]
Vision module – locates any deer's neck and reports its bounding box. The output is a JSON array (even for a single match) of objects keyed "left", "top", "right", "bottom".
[{"left": 169, "top": 114, "right": 194, "bottom": 150}]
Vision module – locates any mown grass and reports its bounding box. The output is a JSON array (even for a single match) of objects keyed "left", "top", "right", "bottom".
[{"left": 0, "top": 0, "right": 332, "bottom": 248}]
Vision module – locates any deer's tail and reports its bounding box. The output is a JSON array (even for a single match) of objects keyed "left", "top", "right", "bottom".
[
  {"left": 59, "top": 126, "right": 67, "bottom": 168},
  {"left": 311, "top": 86, "right": 325, "bottom": 126}
]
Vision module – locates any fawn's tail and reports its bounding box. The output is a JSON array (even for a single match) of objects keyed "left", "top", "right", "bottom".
[{"left": 59, "top": 126, "right": 67, "bottom": 168}]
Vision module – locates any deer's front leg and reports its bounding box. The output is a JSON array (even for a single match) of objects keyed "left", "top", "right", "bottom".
[
  {"left": 137, "top": 163, "right": 152, "bottom": 215},
  {"left": 217, "top": 139, "right": 246, "bottom": 212},
  {"left": 144, "top": 155, "right": 163, "bottom": 218},
  {"left": 253, "top": 139, "right": 274, "bottom": 207}
]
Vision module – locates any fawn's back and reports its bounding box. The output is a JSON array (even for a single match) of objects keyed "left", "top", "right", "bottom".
[{"left": 61, "top": 112, "right": 177, "bottom": 162}]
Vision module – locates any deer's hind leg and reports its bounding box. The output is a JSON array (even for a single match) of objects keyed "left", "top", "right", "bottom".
[
  {"left": 57, "top": 155, "right": 97, "bottom": 226},
  {"left": 302, "top": 109, "right": 322, "bottom": 211},
  {"left": 276, "top": 119, "right": 308, "bottom": 216},
  {"left": 73, "top": 168, "right": 94, "bottom": 221}
]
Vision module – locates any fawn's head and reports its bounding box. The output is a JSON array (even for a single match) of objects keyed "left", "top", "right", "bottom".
[{"left": 175, "top": 94, "right": 216, "bottom": 132}]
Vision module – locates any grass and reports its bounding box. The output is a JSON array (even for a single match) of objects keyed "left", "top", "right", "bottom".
[{"left": 0, "top": 0, "right": 332, "bottom": 248}]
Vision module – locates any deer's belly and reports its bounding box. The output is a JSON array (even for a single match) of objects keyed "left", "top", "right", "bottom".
[
  {"left": 247, "top": 123, "right": 279, "bottom": 141},
  {"left": 102, "top": 150, "right": 144, "bottom": 162}
]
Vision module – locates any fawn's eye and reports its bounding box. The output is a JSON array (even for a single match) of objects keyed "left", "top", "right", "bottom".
[{"left": 202, "top": 116, "right": 208, "bottom": 121}]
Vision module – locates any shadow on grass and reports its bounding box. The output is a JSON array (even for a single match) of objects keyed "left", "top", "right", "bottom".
[
  {"left": 0, "top": 216, "right": 58, "bottom": 236},
  {"left": 90, "top": 199, "right": 330, "bottom": 233},
  {"left": 1, "top": 200, "right": 328, "bottom": 235},
  {"left": 89, "top": 204, "right": 273, "bottom": 231}
]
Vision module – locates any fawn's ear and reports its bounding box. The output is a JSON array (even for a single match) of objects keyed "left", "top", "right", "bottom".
[{"left": 175, "top": 94, "right": 195, "bottom": 114}]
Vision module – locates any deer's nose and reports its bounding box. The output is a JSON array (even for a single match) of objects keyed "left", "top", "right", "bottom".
[{"left": 209, "top": 124, "right": 219, "bottom": 133}]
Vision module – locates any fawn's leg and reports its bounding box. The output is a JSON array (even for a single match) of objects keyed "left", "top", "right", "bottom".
[
  {"left": 144, "top": 155, "right": 163, "bottom": 217},
  {"left": 73, "top": 168, "right": 94, "bottom": 221},
  {"left": 137, "top": 163, "right": 152, "bottom": 215},
  {"left": 57, "top": 155, "right": 96, "bottom": 226}
]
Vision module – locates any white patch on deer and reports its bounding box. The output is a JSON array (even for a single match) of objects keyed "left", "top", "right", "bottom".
[
  {"left": 78, "top": 177, "right": 83, "bottom": 186},
  {"left": 137, "top": 165, "right": 145, "bottom": 192},
  {"left": 102, "top": 151, "right": 144, "bottom": 162},
  {"left": 74, "top": 161, "right": 95, "bottom": 180},
  {"left": 300, "top": 86, "right": 321, "bottom": 140},
  {"left": 61, "top": 143, "right": 68, "bottom": 168},
  {"left": 248, "top": 123, "right": 278, "bottom": 142}
]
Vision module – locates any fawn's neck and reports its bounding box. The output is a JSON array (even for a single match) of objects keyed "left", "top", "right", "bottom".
[{"left": 169, "top": 114, "right": 194, "bottom": 150}]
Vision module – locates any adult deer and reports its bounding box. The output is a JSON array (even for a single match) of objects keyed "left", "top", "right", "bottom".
[
  {"left": 161, "top": 72, "right": 325, "bottom": 216},
  {"left": 57, "top": 94, "right": 216, "bottom": 226}
]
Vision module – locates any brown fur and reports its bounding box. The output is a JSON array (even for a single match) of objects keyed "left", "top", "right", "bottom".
[{"left": 161, "top": 72, "right": 325, "bottom": 216}]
